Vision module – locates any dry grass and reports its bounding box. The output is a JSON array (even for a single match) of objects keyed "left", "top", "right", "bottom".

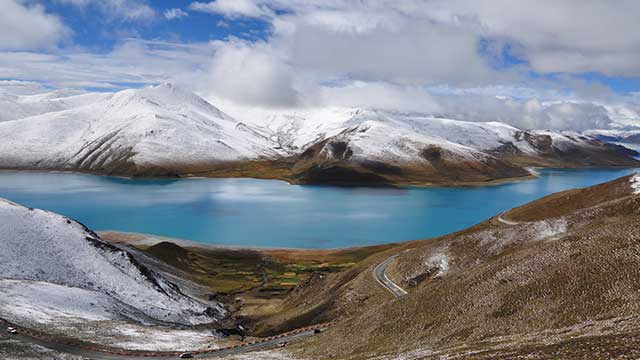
[{"left": 281, "top": 174, "right": 640, "bottom": 359}]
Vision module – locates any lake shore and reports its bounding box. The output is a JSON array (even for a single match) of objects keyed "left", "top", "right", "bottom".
[{"left": 99, "top": 230, "right": 398, "bottom": 254}]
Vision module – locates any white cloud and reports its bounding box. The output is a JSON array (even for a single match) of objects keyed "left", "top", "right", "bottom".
[
  {"left": 433, "top": 95, "right": 614, "bottom": 131},
  {"left": 0, "top": 0, "right": 70, "bottom": 50},
  {"left": 57, "top": 0, "right": 156, "bottom": 22},
  {"left": 320, "top": 81, "right": 441, "bottom": 114},
  {"left": 206, "top": 39, "right": 301, "bottom": 107},
  {"left": 409, "top": 0, "right": 640, "bottom": 76},
  {"left": 0, "top": 80, "right": 49, "bottom": 95},
  {"left": 193, "top": 1, "right": 502, "bottom": 107},
  {"left": 183, "top": 0, "right": 640, "bottom": 130},
  {"left": 276, "top": 14, "right": 496, "bottom": 86},
  {"left": 195, "top": 0, "right": 640, "bottom": 77},
  {"left": 189, "top": 0, "right": 273, "bottom": 19},
  {"left": 0, "top": 39, "right": 214, "bottom": 90},
  {"left": 164, "top": 8, "right": 189, "bottom": 20}
]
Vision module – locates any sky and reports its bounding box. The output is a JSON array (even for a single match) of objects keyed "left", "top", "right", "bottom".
[{"left": 1, "top": 0, "right": 640, "bottom": 130}]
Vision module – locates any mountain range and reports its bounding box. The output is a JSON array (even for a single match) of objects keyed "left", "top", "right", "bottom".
[{"left": 0, "top": 84, "right": 637, "bottom": 185}]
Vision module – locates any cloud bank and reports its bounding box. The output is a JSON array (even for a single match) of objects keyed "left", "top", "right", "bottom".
[{"left": 1, "top": 0, "right": 640, "bottom": 131}]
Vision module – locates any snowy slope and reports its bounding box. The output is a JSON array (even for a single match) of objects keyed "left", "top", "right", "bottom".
[
  {"left": 0, "top": 198, "right": 224, "bottom": 325},
  {"left": 0, "top": 279, "right": 148, "bottom": 324},
  {"left": 0, "top": 84, "right": 281, "bottom": 174},
  {"left": 0, "top": 90, "right": 109, "bottom": 122},
  {"left": 0, "top": 279, "right": 224, "bottom": 351},
  {"left": 230, "top": 107, "right": 625, "bottom": 164}
]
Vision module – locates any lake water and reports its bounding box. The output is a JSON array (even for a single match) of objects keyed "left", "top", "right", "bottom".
[{"left": 0, "top": 168, "right": 636, "bottom": 249}]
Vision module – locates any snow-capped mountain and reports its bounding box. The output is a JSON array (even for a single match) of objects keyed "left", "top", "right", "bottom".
[
  {"left": 0, "top": 198, "right": 224, "bottom": 326},
  {"left": 0, "top": 84, "right": 636, "bottom": 184},
  {"left": 0, "top": 83, "right": 281, "bottom": 175},
  {"left": 227, "top": 107, "right": 638, "bottom": 185},
  {"left": 240, "top": 107, "right": 618, "bottom": 161}
]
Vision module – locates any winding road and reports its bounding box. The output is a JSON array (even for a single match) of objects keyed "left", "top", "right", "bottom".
[
  {"left": 497, "top": 212, "right": 520, "bottom": 226},
  {"left": 374, "top": 212, "right": 521, "bottom": 298},
  {"left": 0, "top": 317, "right": 333, "bottom": 359},
  {"left": 373, "top": 254, "right": 408, "bottom": 297}
]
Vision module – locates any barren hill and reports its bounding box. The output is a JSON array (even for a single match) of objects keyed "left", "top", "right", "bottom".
[{"left": 265, "top": 174, "right": 640, "bottom": 359}]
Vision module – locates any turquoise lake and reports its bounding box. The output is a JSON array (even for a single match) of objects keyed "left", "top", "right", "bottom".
[{"left": 0, "top": 168, "right": 636, "bottom": 249}]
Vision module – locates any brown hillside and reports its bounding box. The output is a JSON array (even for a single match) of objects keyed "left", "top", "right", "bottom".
[{"left": 273, "top": 174, "right": 640, "bottom": 359}]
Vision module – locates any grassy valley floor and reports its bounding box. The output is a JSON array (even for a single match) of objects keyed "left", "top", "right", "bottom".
[{"left": 99, "top": 231, "right": 397, "bottom": 337}]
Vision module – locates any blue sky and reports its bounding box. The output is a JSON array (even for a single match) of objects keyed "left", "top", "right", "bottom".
[
  {"left": 1, "top": 0, "right": 640, "bottom": 117},
  {"left": 43, "top": 0, "right": 272, "bottom": 49}
]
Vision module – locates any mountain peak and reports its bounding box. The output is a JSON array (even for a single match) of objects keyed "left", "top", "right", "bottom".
[{"left": 106, "top": 83, "right": 230, "bottom": 121}]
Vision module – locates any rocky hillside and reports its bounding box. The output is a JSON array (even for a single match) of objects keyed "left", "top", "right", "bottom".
[
  {"left": 271, "top": 174, "right": 640, "bottom": 359},
  {"left": 0, "top": 198, "right": 225, "bottom": 326},
  {"left": 0, "top": 85, "right": 637, "bottom": 184}
]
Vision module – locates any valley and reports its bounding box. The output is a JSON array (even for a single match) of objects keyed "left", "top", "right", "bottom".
[{"left": 2, "top": 173, "right": 640, "bottom": 358}]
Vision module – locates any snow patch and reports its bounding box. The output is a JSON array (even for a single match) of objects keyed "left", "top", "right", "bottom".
[
  {"left": 218, "top": 351, "right": 297, "bottom": 359},
  {"left": 477, "top": 218, "right": 568, "bottom": 252},
  {"left": 110, "top": 325, "right": 219, "bottom": 351},
  {"left": 533, "top": 218, "right": 568, "bottom": 240},
  {"left": 425, "top": 252, "right": 450, "bottom": 278},
  {"left": 630, "top": 173, "right": 640, "bottom": 194},
  {"left": 370, "top": 347, "right": 434, "bottom": 360},
  {"left": 407, "top": 249, "right": 450, "bottom": 283}
]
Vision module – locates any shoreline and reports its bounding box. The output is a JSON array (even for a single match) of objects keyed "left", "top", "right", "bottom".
[
  {"left": 0, "top": 165, "right": 589, "bottom": 189},
  {"left": 1, "top": 164, "right": 638, "bottom": 189},
  {"left": 0, "top": 166, "right": 537, "bottom": 188},
  {"left": 98, "top": 230, "right": 401, "bottom": 253}
]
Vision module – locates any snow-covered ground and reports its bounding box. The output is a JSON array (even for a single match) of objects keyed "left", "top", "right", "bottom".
[
  {"left": 630, "top": 173, "right": 640, "bottom": 194},
  {"left": 219, "top": 351, "right": 297, "bottom": 359},
  {"left": 0, "top": 279, "right": 143, "bottom": 325},
  {"left": 0, "top": 90, "right": 108, "bottom": 122},
  {"left": 230, "top": 106, "right": 609, "bottom": 164},
  {"left": 0, "top": 198, "right": 224, "bottom": 326},
  {"left": 0, "top": 279, "right": 221, "bottom": 351},
  {"left": 109, "top": 324, "right": 219, "bottom": 351}
]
